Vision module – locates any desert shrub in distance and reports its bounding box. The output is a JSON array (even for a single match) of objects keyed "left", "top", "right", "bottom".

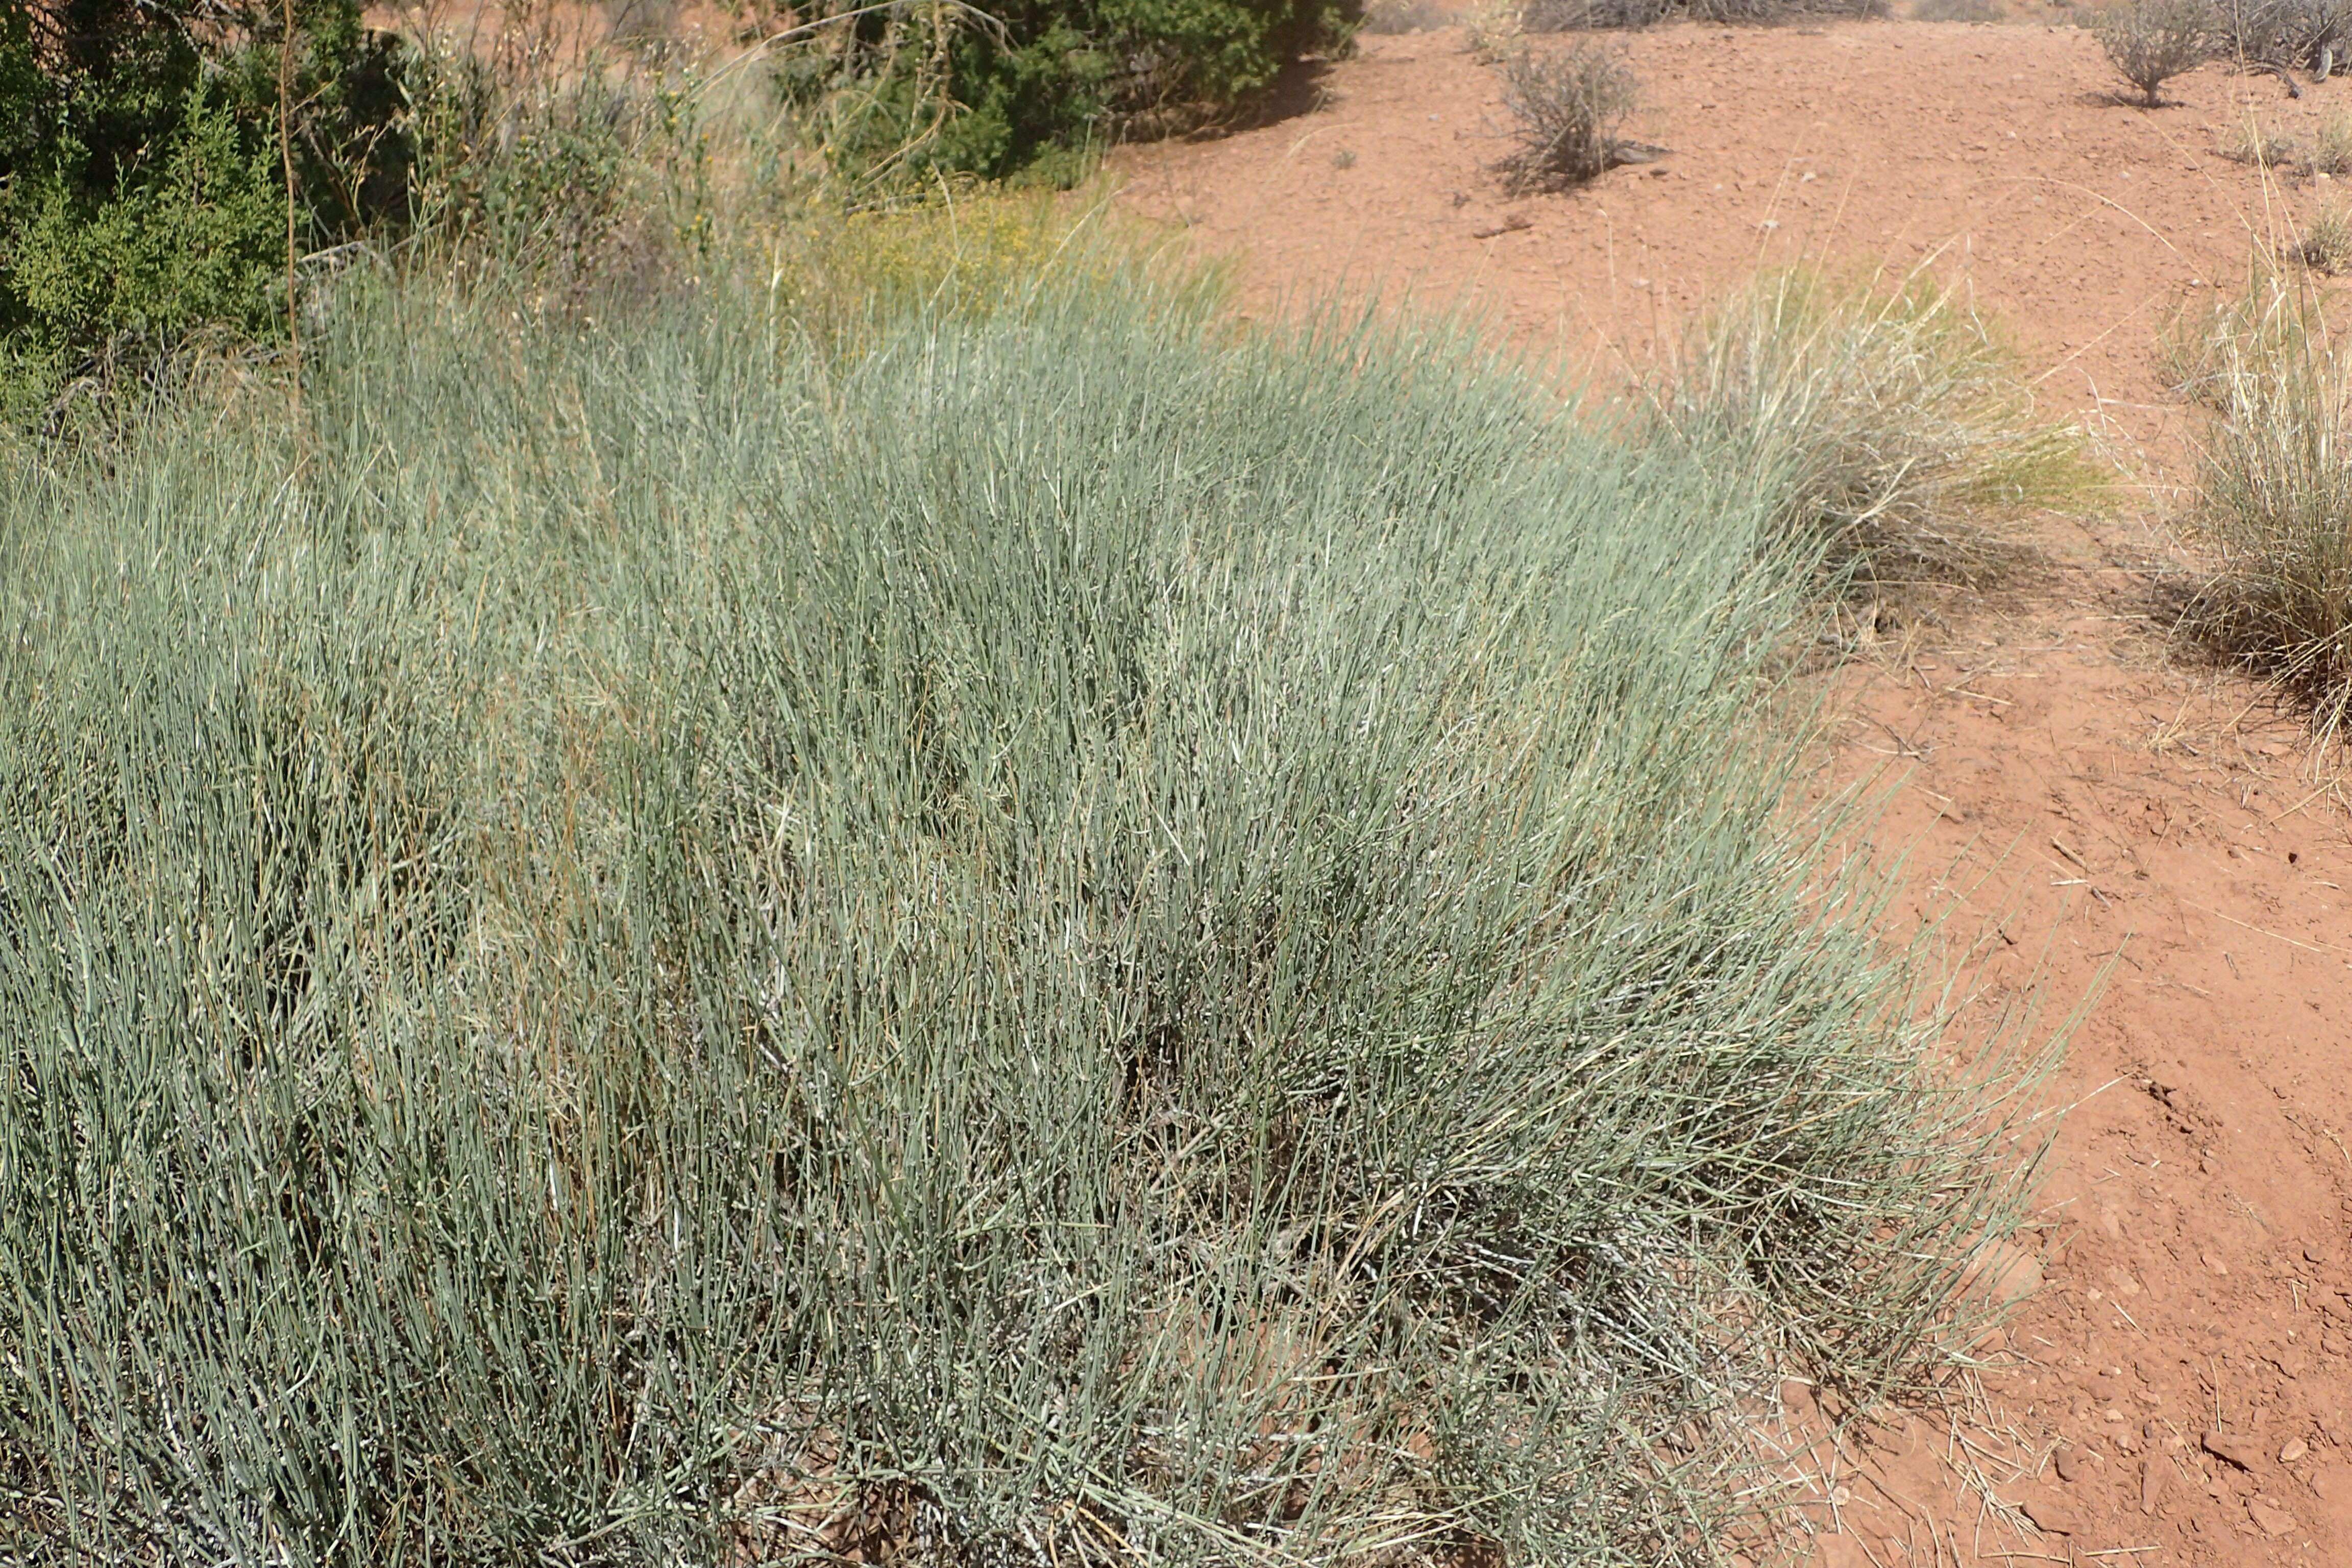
[
  {"left": 1362, "top": 0, "right": 1452, "bottom": 30},
  {"left": 2215, "top": 0, "right": 2352, "bottom": 82},
  {"left": 2093, "top": 0, "right": 2219, "bottom": 105},
  {"left": 1493, "top": 41, "right": 1639, "bottom": 191},
  {"left": 1914, "top": 0, "right": 2001, "bottom": 23},
  {"left": 1522, "top": 0, "right": 1880, "bottom": 32},
  {"left": 770, "top": 0, "right": 1362, "bottom": 186}
]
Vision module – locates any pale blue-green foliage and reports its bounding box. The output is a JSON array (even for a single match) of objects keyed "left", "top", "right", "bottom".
[{"left": 0, "top": 271, "right": 2023, "bottom": 1565}]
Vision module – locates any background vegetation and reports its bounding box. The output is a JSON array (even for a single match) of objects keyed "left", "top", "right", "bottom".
[
  {"left": 775, "top": 0, "right": 1360, "bottom": 185},
  {"left": 0, "top": 0, "right": 415, "bottom": 419},
  {"left": 0, "top": 0, "right": 1360, "bottom": 418}
]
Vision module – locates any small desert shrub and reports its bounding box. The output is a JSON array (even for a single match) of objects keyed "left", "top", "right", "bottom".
[
  {"left": 2300, "top": 202, "right": 2352, "bottom": 271},
  {"left": 768, "top": 0, "right": 1362, "bottom": 184},
  {"left": 1462, "top": 0, "right": 1522, "bottom": 58},
  {"left": 1659, "top": 268, "right": 2093, "bottom": 588},
  {"left": 0, "top": 0, "right": 418, "bottom": 419},
  {"left": 1493, "top": 41, "right": 1638, "bottom": 192},
  {"left": 2175, "top": 274, "right": 2352, "bottom": 731},
  {"left": 1523, "top": 0, "right": 1677, "bottom": 29},
  {"left": 2093, "top": 0, "right": 2220, "bottom": 105}
]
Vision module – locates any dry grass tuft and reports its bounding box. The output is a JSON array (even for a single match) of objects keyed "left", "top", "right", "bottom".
[
  {"left": 1656, "top": 267, "right": 2098, "bottom": 592},
  {"left": 2302, "top": 202, "right": 2352, "bottom": 273},
  {"left": 2319, "top": 115, "right": 2352, "bottom": 172},
  {"left": 2217, "top": 122, "right": 2307, "bottom": 170},
  {"left": 2175, "top": 271, "right": 2352, "bottom": 733}
]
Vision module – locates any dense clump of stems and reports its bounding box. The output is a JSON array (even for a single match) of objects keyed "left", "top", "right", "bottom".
[{"left": 0, "top": 258, "right": 2043, "bottom": 1565}]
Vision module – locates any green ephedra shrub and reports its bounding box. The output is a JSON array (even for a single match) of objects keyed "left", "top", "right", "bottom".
[
  {"left": 0, "top": 0, "right": 415, "bottom": 418},
  {"left": 772, "top": 0, "right": 1362, "bottom": 185}
]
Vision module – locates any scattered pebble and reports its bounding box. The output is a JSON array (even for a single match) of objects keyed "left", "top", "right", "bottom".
[
  {"left": 2141, "top": 1457, "right": 2169, "bottom": 1514},
  {"left": 2280, "top": 1438, "right": 2308, "bottom": 1464},
  {"left": 2053, "top": 1445, "right": 2085, "bottom": 1482},
  {"left": 1962, "top": 1240, "right": 2043, "bottom": 1304},
  {"left": 2249, "top": 1499, "right": 2298, "bottom": 1537},
  {"left": 2019, "top": 1495, "right": 2079, "bottom": 1535}
]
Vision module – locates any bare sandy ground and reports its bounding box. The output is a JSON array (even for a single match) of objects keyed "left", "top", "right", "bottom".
[{"left": 1114, "top": 22, "right": 2352, "bottom": 1565}]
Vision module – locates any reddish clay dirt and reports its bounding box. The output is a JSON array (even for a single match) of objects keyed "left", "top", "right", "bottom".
[{"left": 1114, "top": 19, "right": 2352, "bottom": 1566}]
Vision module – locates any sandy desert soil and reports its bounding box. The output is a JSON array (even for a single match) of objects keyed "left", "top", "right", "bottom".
[{"left": 1113, "top": 19, "right": 2352, "bottom": 1565}]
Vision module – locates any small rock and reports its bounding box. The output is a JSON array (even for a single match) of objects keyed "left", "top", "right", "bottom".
[
  {"left": 2142, "top": 1457, "right": 2169, "bottom": 1514},
  {"left": 2203, "top": 1431, "right": 2261, "bottom": 1471},
  {"left": 2019, "top": 1495, "right": 2079, "bottom": 1535},
  {"left": 2201, "top": 1251, "right": 2231, "bottom": 1276},
  {"left": 2249, "top": 1500, "right": 2298, "bottom": 1537},
  {"left": 2280, "top": 1438, "right": 2308, "bottom": 1464},
  {"left": 1961, "top": 1239, "right": 2043, "bottom": 1304},
  {"left": 2054, "top": 1445, "right": 2086, "bottom": 1483},
  {"left": 1813, "top": 1535, "right": 1872, "bottom": 1568},
  {"left": 1779, "top": 1378, "right": 1816, "bottom": 1416}
]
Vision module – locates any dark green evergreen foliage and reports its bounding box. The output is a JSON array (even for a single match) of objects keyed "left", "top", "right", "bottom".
[
  {"left": 784, "top": 0, "right": 1362, "bottom": 183},
  {"left": 0, "top": 0, "right": 415, "bottom": 415}
]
